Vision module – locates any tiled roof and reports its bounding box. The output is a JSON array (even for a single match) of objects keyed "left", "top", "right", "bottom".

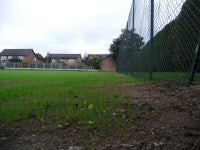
[
  {"left": 0, "top": 49, "right": 33, "bottom": 56},
  {"left": 46, "top": 54, "right": 80, "bottom": 59},
  {"left": 35, "top": 54, "right": 44, "bottom": 60}
]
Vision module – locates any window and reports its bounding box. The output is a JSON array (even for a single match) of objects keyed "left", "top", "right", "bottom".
[
  {"left": 52, "top": 59, "right": 55, "bottom": 63},
  {"left": 18, "top": 56, "right": 23, "bottom": 60},
  {"left": 34, "top": 57, "right": 36, "bottom": 62},
  {"left": 1, "top": 56, "right": 6, "bottom": 60},
  {"left": 69, "top": 59, "right": 75, "bottom": 63},
  {"left": 8, "top": 56, "right": 12, "bottom": 59}
]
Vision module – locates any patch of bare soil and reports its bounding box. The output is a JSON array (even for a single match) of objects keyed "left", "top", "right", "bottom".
[{"left": 1, "top": 82, "right": 200, "bottom": 150}]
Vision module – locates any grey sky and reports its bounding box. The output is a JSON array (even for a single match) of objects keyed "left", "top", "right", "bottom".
[
  {"left": 0, "top": 0, "right": 186, "bottom": 57},
  {"left": 128, "top": 0, "right": 185, "bottom": 42},
  {"left": 0, "top": 0, "right": 132, "bottom": 57}
]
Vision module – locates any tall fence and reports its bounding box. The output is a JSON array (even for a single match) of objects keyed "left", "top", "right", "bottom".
[
  {"left": 1, "top": 62, "right": 97, "bottom": 71},
  {"left": 117, "top": 0, "right": 200, "bottom": 84}
]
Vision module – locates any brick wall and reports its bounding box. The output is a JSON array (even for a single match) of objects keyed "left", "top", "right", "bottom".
[
  {"left": 23, "top": 50, "right": 37, "bottom": 62},
  {"left": 52, "top": 59, "right": 59, "bottom": 63},
  {"left": 100, "top": 56, "right": 116, "bottom": 72},
  {"left": 61, "top": 56, "right": 82, "bottom": 65},
  {"left": 0, "top": 50, "right": 42, "bottom": 63},
  {"left": 36, "top": 59, "right": 43, "bottom": 62}
]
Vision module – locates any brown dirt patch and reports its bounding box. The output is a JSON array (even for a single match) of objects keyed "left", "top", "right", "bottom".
[{"left": 1, "top": 82, "right": 200, "bottom": 150}]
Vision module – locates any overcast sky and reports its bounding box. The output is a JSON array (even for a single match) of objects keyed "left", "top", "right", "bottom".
[
  {"left": 128, "top": 0, "right": 185, "bottom": 42},
  {"left": 0, "top": 0, "right": 133, "bottom": 57}
]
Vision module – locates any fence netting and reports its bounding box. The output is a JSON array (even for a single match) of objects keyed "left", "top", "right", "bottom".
[
  {"left": 117, "top": 0, "right": 200, "bottom": 84},
  {"left": 3, "top": 62, "right": 95, "bottom": 70}
]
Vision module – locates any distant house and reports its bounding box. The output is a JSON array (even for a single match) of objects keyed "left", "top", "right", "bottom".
[
  {"left": 0, "top": 49, "right": 38, "bottom": 62},
  {"left": 87, "top": 54, "right": 109, "bottom": 61},
  {"left": 45, "top": 53, "right": 82, "bottom": 65},
  {"left": 86, "top": 54, "right": 116, "bottom": 72},
  {"left": 100, "top": 55, "right": 116, "bottom": 72},
  {"left": 35, "top": 53, "right": 44, "bottom": 62}
]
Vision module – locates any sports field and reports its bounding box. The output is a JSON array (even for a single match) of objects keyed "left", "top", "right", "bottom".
[
  {"left": 0, "top": 70, "right": 199, "bottom": 149},
  {"left": 0, "top": 70, "right": 145, "bottom": 131}
]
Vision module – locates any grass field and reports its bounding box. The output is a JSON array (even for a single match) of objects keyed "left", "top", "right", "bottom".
[
  {"left": 1, "top": 70, "right": 200, "bottom": 149},
  {"left": 0, "top": 70, "right": 146, "bottom": 133}
]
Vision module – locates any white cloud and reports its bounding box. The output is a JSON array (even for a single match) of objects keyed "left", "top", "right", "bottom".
[{"left": 0, "top": 0, "right": 132, "bottom": 56}]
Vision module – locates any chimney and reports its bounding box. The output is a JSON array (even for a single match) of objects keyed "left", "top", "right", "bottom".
[{"left": 46, "top": 52, "right": 50, "bottom": 57}]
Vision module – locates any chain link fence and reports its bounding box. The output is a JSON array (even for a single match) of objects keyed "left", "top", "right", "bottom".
[
  {"left": 117, "top": 0, "right": 200, "bottom": 85},
  {"left": 2, "top": 62, "right": 96, "bottom": 71}
]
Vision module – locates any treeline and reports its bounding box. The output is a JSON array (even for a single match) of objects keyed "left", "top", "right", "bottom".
[{"left": 131, "top": 0, "right": 200, "bottom": 72}]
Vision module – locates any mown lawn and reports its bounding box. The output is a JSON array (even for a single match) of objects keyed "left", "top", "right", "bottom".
[{"left": 0, "top": 70, "right": 146, "bottom": 133}]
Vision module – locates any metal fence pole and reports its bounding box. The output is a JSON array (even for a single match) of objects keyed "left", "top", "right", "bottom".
[
  {"left": 129, "top": 0, "right": 135, "bottom": 75},
  {"left": 132, "top": 0, "right": 135, "bottom": 31},
  {"left": 187, "top": 41, "right": 200, "bottom": 86},
  {"left": 149, "top": 0, "right": 154, "bottom": 80}
]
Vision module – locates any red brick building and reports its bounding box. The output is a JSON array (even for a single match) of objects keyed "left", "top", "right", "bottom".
[
  {"left": 45, "top": 53, "right": 83, "bottom": 66},
  {"left": 0, "top": 49, "right": 41, "bottom": 62},
  {"left": 100, "top": 55, "right": 116, "bottom": 72}
]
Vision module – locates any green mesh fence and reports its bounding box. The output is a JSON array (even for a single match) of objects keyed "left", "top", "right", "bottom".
[{"left": 117, "top": 0, "right": 200, "bottom": 84}]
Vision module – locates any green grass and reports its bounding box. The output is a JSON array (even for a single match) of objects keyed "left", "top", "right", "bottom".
[
  {"left": 131, "top": 72, "right": 200, "bottom": 83},
  {"left": 0, "top": 70, "right": 146, "bottom": 132}
]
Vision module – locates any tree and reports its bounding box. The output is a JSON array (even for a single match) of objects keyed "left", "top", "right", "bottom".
[
  {"left": 85, "top": 56, "right": 101, "bottom": 69},
  {"left": 109, "top": 33, "right": 123, "bottom": 61},
  {"left": 109, "top": 29, "right": 144, "bottom": 61}
]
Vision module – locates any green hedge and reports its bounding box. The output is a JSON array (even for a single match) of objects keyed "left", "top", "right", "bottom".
[{"left": 131, "top": 0, "right": 200, "bottom": 73}]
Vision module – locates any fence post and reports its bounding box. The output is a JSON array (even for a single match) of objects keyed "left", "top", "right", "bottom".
[
  {"left": 132, "top": 0, "right": 135, "bottom": 30},
  {"left": 187, "top": 42, "right": 200, "bottom": 86},
  {"left": 14, "top": 62, "right": 15, "bottom": 68},
  {"left": 21, "top": 62, "right": 22, "bottom": 68},
  {"left": 36, "top": 62, "right": 37, "bottom": 69},
  {"left": 149, "top": 0, "right": 154, "bottom": 80}
]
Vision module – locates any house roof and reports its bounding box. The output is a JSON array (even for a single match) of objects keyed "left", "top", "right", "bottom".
[
  {"left": 88, "top": 54, "right": 109, "bottom": 60},
  {"left": 46, "top": 54, "right": 81, "bottom": 59},
  {"left": 0, "top": 49, "right": 33, "bottom": 56},
  {"left": 35, "top": 53, "right": 44, "bottom": 60}
]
